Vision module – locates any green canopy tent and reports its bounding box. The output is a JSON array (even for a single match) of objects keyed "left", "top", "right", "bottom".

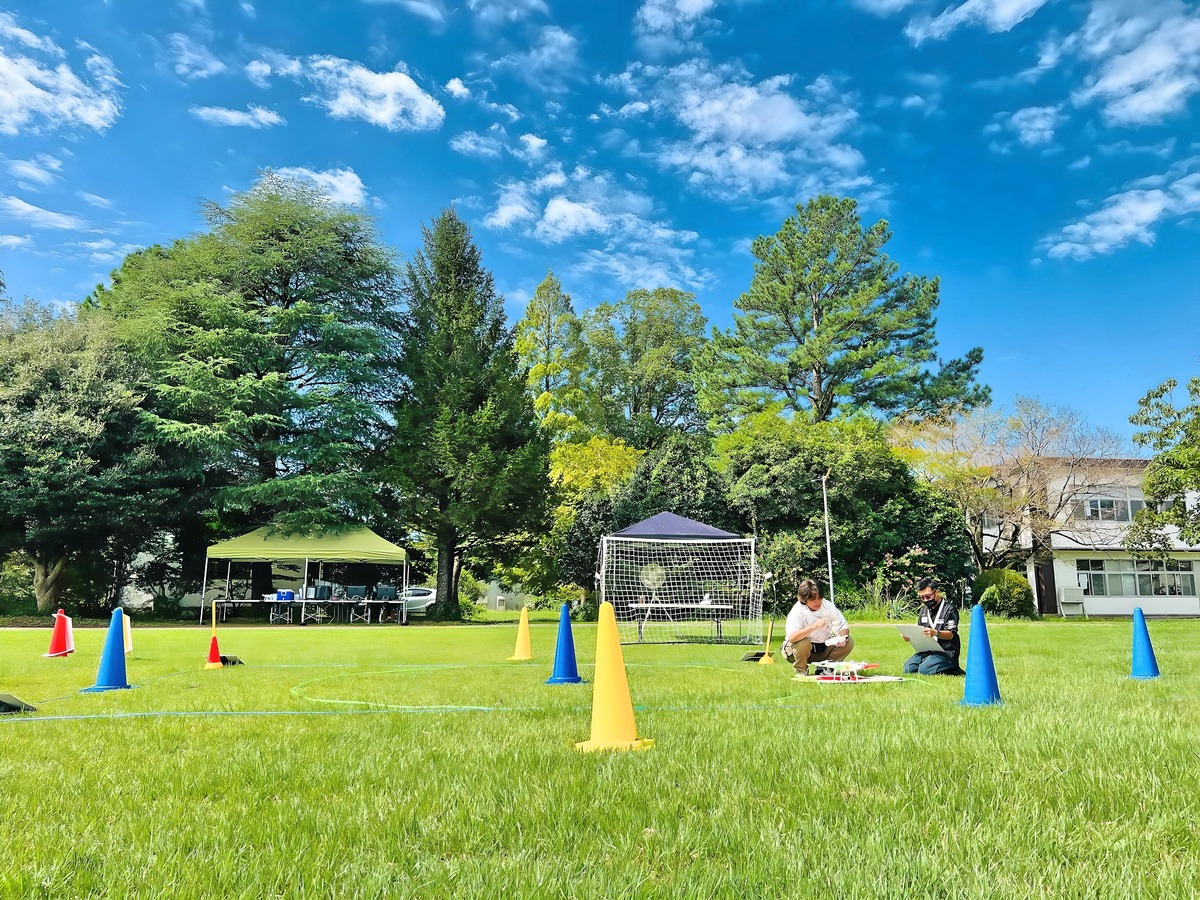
[{"left": 200, "top": 527, "right": 409, "bottom": 624}]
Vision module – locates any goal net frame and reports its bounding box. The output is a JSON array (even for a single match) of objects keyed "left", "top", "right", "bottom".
[{"left": 599, "top": 532, "right": 765, "bottom": 646}]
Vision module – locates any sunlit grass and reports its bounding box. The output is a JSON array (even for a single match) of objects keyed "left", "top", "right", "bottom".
[{"left": 1, "top": 617, "right": 1197, "bottom": 897}]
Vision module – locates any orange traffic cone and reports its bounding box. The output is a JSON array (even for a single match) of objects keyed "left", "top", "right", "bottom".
[
  {"left": 508, "top": 606, "right": 533, "bottom": 661},
  {"left": 44, "top": 608, "right": 75, "bottom": 658},
  {"left": 575, "top": 601, "right": 653, "bottom": 752},
  {"left": 205, "top": 635, "right": 224, "bottom": 670}
]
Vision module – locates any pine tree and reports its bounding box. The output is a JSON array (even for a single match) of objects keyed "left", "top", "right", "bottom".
[{"left": 389, "top": 210, "right": 549, "bottom": 619}]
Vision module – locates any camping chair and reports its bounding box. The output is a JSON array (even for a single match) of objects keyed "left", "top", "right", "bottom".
[
  {"left": 302, "top": 584, "right": 333, "bottom": 624},
  {"left": 375, "top": 585, "right": 399, "bottom": 623},
  {"left": 347, "top": 585, "right": 371, "bottom": 623}
]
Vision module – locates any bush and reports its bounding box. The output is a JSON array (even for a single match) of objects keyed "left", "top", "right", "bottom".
[
  {"left": 974, "top": 569, "right": 1037, "bottom": 619},
  {"left": 0, "top": 552, "right": 37, "bottom": 616}
]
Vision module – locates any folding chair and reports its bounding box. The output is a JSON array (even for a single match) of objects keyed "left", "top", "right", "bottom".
[
  {"left": 375, "top": 585, "right": 399, "bottom": 623},
  {"left": 347, "top": 585, "right": 371, "bottom": 623}
]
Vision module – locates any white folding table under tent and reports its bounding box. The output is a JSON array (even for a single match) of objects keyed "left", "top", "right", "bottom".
[
  {"left": 199, "top": 526, "right": 408, "bottom": 625},
  {"left": 598, "top": 511, "right": 764, "bottom": 645}
]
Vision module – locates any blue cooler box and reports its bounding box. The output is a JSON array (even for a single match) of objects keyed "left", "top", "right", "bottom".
[{"left": 276, "top": 590, "right": 295, "bottom": 602}]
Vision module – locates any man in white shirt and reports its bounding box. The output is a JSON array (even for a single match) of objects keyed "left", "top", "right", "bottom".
[{"left": 782, "top": 579, "right": 853, "bottom": 677}]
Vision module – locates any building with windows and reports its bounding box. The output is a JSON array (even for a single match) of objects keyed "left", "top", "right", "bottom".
[{"left": 985, "top": 458, "right": 1199, "bottom": 617}]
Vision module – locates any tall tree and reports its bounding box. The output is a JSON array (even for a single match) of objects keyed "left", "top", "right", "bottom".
[
  {"left": 0, "top": 304, "right": 182, "bottom": 611},
  {"left": 514, "top": 270, "right": 586, "bottom": 438},
  {"left": 701, "top": 195, "right": 988, "bottom": 425},
  {"left": 389, "top": 209, "right": 549, "bottom": 620},
  {"left": 92, "top": 172, "right": 401, "bottom": 537},
  {"left": 716, "top": 410, "right": 973, "bottom": 603},
  {"left": 892, "top": 398, "right": 1129, "bottom": 571},
  {"left": 580, "top": 287, "right": 708, "bottom": 448}
]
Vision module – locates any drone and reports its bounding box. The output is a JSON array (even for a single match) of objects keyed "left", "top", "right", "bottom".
[{"left": 807, "top": 660, "right": 903, "bottom": 683}]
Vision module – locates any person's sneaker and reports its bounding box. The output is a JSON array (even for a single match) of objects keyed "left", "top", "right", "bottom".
[{"left": 792, "top": 671, "right": 812, "bottom": 679}]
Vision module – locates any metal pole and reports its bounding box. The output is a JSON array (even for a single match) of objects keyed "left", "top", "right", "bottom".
[
  {"left": 821, "top": 468, "right": 835, "bottom": 604},
  {"left": 198, "top": 557, "right": 208, "bottom": 625}
]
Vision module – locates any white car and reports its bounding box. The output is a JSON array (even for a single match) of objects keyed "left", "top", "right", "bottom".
[{"left": 399, "top": 586, "right": 437, "bottom": 613}]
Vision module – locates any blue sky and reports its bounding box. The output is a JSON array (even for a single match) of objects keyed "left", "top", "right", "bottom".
[{"left": 2, "top": 0, "right": 1198, "bottom": 440}]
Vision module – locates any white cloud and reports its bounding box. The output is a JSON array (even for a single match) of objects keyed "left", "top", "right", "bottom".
[
  {"left": 0, "top": 21, "right": 122, "bottom": 135},
  {"left": 362, "top": 0, "right": 448, "bottom": 25},
  {"left": 241, "top": 3, "right": 256, "bottom": 16},
  {"left": 852, "top": 0, "right": 915, "bottom": 13},
  {"left": 1068, "top": 155, "right": 1091, "bottom": 170},
  {"left": 304, "top": 56, "right": 444, "bottom": 131},
  {"left": 0, "top": 12, "right": 64, "bottom": 55},
  {"left": 1003, "top": 104, "right": 1064, "bottom": 146},
  {"left": 485, "top": 100, "right": 522, "bottom": 121},
  {"left": 1043, "top": 157, "right": 1200, "bottom": 259},
  {"left": 484, "top": 182, "right": 538, "bottom": 228},
  {"left": 189, "top": 104, "right": 285, "bottom": 127},
  {"left": 8, "top": 153, "right": 62, "bottom": 188},
  {"left": 1069, "top": 0, "right": 1200, "bottom": 126},
  {"left": 535, "top": 196, "right": 607, "bottom": 242},
  {"left": 77, "top": 237, "right": 142, "bottom": 264},
  {"left": 246, "top": 60, "right": 272, "bottom": 87},
  {"left": 0, "top": 234, "right": 32, "bottom": 249},
  {"left": 515, "top": 133, "right": 548, "bottom": 161},
  {"left": 1, "top": 196, "right": 86, "bottom": 230},
  {"left": 168, "top": 33, "right": 226, "bottom": 79},
  {"left": 450, "top": 128, "right": 506, "bottom": 157},
  {"left": 467, "top": 0, "right": 548, "bottom": 25},
  {"left": 78, "top": 191, "right": 113, "bottom": 208},
  {"left": 275, "top": 166, "right": 369, "bottom": 206},
  {"left": 634, "top": 0, "right": 718, "bottom": 55},
  {"left": 445, "top": 77, "right": 470, "bottom": 98},
  {"left": 905, "top": 0, "right": 1051, "bottom": 44},
  {"left": 482, "top": 162, "right": 708, "bottom": 289},
  {"left": 493, "top": 25, "right": 579, "bottom": 91},
  {"left": 602, "top": 61, "right": 870, "bottom": 202}
]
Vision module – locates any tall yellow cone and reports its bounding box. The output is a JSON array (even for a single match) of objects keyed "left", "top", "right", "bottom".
[
  {"left": 508, "top": 606, "right": 533, "bottom": 661},
  {"left": 757, "top": 620, "right": 775, "bottom": 666},
  {"left": 122, "top": 609, "right": 133, "bottom": 655},
  {"left": 575, "top": 601, "right": 653, "bottom": 752}
]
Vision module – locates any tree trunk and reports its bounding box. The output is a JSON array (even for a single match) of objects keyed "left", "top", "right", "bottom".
[
  {"left": 432, "top": 532, "right": 461, "bottom": 621},
  {"left": 34, "top": 553, "right": 69, "bottom": 612}
]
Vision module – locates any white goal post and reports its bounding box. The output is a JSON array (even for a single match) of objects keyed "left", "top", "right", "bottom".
[{"left": 599, "top": 527, "right": 765, "bottom": 646}]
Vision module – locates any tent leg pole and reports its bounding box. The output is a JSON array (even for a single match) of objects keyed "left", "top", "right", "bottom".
[
  {"left": 199, "top": 559, "right": 208, "bottom": 625},
  {"left": 302, "top": 558, "right": 309, "bottom": 625}
]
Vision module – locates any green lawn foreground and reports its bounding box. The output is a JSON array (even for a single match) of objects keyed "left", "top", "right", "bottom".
[{"left": 1, "top": 618, "right": 1198, "bottom": 898}]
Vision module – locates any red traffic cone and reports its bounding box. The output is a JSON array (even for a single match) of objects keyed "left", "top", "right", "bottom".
[
  {"left": 205, "top": 635, "right": 224, "bottom": 670},
  {"left": 44, "top": 609, "right": 75, "bottom": 658}
]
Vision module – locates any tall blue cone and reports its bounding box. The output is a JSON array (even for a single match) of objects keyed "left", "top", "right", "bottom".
[
  {"left": 546, "top": 603, "right": 583, "bottom": 685},
  {"left": 961, "top": 604, "right": 1001, "bottom": 706},
  {"left": 81, "top": 609, "right": 132, "bottom": 693},
  {"left": 1131, "top": 607, "right": 1160, "bottom": 679}
]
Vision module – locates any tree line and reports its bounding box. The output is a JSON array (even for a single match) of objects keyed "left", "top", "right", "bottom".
[{"left": 8, "top": 174, "right": 1178, "bottom": 619}]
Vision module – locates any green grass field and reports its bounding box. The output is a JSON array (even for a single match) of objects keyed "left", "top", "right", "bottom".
[{"left": 2, "top": 617, "right": 1199, "bottom": 898}]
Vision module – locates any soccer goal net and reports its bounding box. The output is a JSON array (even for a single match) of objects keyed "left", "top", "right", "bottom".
[{"left": 599, "top": 535, "right": 764, "bottom": 645}]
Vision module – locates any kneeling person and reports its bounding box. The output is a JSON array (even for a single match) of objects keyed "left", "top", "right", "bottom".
[
  {"left": 902, "top": 577, "right": 964, "bottom": 676},
  {"left": 783, "top": 579, "right": 853, "bottom": 676}
]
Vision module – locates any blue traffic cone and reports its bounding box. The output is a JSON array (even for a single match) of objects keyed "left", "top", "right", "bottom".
[
  {"left": 1131, "top": 607, "right": 1160, "bottom": 679},
  {"left": 961, "top": 604, "right": 1001, "bottom": 706},
  {"left": 81, "top": 609, "right": 132, "bottom": 693},
  {"left": 546, "top": 603, "right": 583, "bottom": 685}
]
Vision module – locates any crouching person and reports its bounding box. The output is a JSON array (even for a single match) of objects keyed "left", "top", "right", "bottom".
[
  {"left": 782, "top": 579, "right": 853, "bottom": 677},
  {"left": 902, "top": 577, "right": 965, "bottom": 676}
]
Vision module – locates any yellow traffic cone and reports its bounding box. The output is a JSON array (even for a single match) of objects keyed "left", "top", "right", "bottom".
[
  {"left": 757, "top": 620, "right": 775, "bottom": 666},
  {"left": 575, "top": 601, "right": 653, "bottom": 752},
  {"left": 508, "top": 606, "right": 533, "bottom": 661},
  {"left": 122, "top": 608, "right": 133, "bottom": 655}
]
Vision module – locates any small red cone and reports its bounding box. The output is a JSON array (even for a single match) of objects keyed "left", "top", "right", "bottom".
[
  {"left": 44, "top": 609, "right": 75, "bottom": 658},
  {"left": 205, "top": 635, "right": 224, "bottom": 670}
]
